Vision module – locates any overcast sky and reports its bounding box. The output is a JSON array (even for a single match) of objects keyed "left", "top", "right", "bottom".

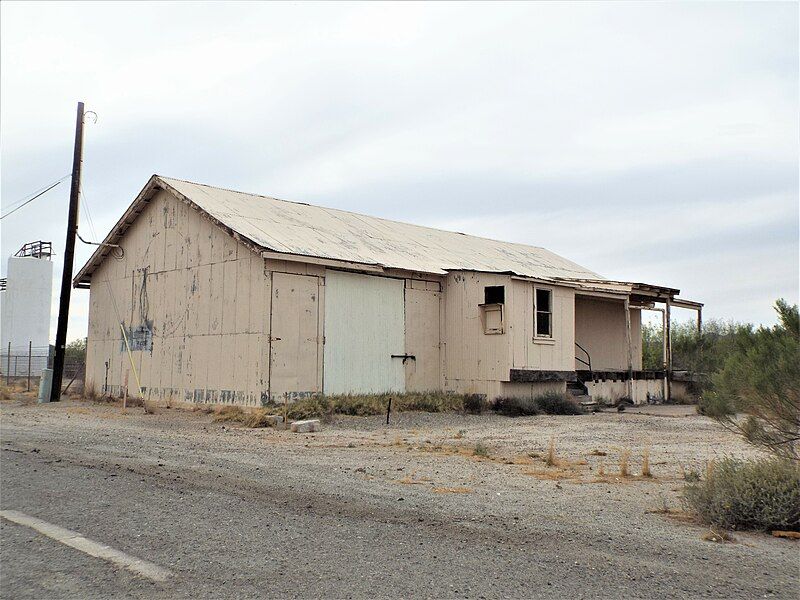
[{"left": 1, "top": 1, "right": 797, "bottom": 342}]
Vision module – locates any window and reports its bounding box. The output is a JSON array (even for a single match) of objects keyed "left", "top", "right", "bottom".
[
  {"left": 484, "top": 285, "right": 505, "bottom": 304},
  {"left": 535, "top": 288, "right": 552, "bottom": 337}
]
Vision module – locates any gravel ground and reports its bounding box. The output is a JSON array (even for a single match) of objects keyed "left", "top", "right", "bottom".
[{"left": 0, "top": 396, "right": 796, "bottom": 599}]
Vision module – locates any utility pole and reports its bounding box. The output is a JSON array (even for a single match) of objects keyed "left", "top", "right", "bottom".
[{"left": 51, "top": 102, "right": 85, "bottom": 402}]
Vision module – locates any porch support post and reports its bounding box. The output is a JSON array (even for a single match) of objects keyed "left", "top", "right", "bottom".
[
  {"left": 665, "top": 298, "right": 672, "bottom": 402},
  {"left": 697, "top": 307, "right": 702, "bottom": 334},
  {"left": 624, "top": 298, "right": 633, "bottom": 401}
]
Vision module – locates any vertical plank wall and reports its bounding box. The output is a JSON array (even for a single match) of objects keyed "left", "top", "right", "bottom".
[{"left": 85, "top": 190, "right": 271, "bottom": 405}]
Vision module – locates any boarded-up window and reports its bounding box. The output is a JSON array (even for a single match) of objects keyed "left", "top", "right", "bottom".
[
  {"left": 535, "top": 288, "right": 552, "bottom": 338},
  {"left": 482, "top": 304, "right": 504, "bottom": 334}
]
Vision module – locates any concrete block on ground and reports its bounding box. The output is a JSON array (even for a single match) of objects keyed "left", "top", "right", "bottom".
[{"left": 290, "top": 419, "right": 320, "bottom": 433}]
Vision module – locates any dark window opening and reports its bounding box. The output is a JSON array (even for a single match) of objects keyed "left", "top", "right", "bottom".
[
  {"left": 484, "top": 285, "right": 505, "bottom": 304},
  {"left": 535, "top": 288, "right": 553, "bottom": 337}
]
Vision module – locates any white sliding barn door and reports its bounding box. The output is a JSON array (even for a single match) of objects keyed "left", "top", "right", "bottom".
[{"left": 323, "top": 270, "right": 405, "bottom": 395}]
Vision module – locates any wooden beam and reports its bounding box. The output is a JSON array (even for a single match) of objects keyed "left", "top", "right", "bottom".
[
  {"left": 665, "top": 298, "right": 672, "bottom": 402},
  {"left": 625, "top": 298, "right": 633, "bottom": 400}
]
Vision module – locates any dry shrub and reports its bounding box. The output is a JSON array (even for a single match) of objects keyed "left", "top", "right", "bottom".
[
  {"left": 493, "top": 392, "right": 583, "bottom": 417},
  {"left": 243, "top": 409, "right": 280, "bottom": 428},
  {"left": 267, "top": 392, "right": 473, "bottom": 421},
  {"left": 212, "top": 406, "right": 279, "bottom": 428},
  {"left": 213, "top": 406, "right": 247, "bottom": 423},
  {"left": 642, "top": 447, "right": 652, "bottom": 477},
  {"left": 493, "top": 396, "right": 540, "bottom": 417},
  {"left": 683, "top": 456, "right": 800, "bottom": 531},
  {"left": 463, "top": 394, "right": 487, "bottom": 414},
  {"left": 619, "top": 448, "right": 631, "bottom": 477}
]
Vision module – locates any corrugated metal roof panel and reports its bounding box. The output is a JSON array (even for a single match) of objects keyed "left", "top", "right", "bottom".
[{"left": 157, "top": 176, "right": 602, "bottom": 280}]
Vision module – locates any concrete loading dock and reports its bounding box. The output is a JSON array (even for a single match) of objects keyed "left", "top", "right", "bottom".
[{"left": 74, "top": 175, "right": 701, "bottom": 406}]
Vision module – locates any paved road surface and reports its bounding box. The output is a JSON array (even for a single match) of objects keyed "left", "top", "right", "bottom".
[{"left": 1, "top": 403, "right": 796, "bottom": 599}]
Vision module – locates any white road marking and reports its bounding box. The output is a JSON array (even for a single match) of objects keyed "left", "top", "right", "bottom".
[{"left": 0, "top": 509, "right": 172, "bottom": 582}]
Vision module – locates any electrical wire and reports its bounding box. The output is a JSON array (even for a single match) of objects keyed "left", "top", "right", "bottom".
[
  {"left": 79, "top": 185, "right": 143, "bottom": 399},
  {"left": 0, "top": 174, "right": 71, "bottom": 220}
]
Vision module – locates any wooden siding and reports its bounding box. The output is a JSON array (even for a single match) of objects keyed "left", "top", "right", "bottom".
[
  {"left": 443, "top": 272, "right": 512, "bottom": 390},
  {"left": 85, "top": 190, "right": 271, "bottom": 406},
  {"left": 322, "top": 270, "right": 405, "bottom": 395},
  {"left": 574, "top": 295, "right": 642, "bottom": 371},
  {"left": 269, "top": 272, "right": 322, "bottom": 399},
  {"left": 510, "top": 280, "right": 575, "bottom": 372},
  {"left": 404, "top": 281, "right": 442, "bottom": 391}
]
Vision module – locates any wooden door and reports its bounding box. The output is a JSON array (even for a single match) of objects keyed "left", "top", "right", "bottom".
[{"left": 269, "top": 273, "right": 321, "bottom": 400}]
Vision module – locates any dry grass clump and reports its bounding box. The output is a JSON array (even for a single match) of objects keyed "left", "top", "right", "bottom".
[
  {"left": 642, "top": 447, "right": 652, "bottom": 477},
  {"left": 212, "top": 406, "right": 279, "bottom": 428},
  {"left": 545, "top": 437, "right": 557, "bottom": 467},
  {"left": 265, "top": 392, "right": 476, "bottom": 420},
  {"left": 702, "top": 528, "right": 735, "bottom": 543},
  {"left": 619, "top": 448, "right": 631, "bottom": 477}
]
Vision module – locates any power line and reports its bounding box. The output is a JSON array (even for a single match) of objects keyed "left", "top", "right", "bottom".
[{"left": 0, "top": 174, "right": 71, "bottom": 220}]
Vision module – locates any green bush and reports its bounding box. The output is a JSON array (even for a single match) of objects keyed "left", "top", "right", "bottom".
[
  {"left": 642, "top": 319, "right": 750, "bottom": 374},
  {"left": 683, "top": 457, "right": 800, "bottom": 531},
  {"left": 493, "top": 392, "right": 583, "bottom": 417},
  {"left": 699, "top": 300, "right": 799, "bottom": 459}
]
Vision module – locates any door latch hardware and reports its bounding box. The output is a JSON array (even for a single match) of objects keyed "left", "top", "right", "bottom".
[{"left": 391, "top": 354, "right": 416, "bottom": 364}]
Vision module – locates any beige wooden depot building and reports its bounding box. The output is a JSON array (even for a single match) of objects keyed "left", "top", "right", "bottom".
[{"left": 75, "top": 175, "right": 702, "bottom": 406}]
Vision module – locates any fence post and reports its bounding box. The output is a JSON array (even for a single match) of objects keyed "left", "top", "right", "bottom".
[
  {"left": 27, "top": 341, "right": 32, "bottom": 392},
  {"left": 6, "top": 342, "right": 10, "bottom": 386}
]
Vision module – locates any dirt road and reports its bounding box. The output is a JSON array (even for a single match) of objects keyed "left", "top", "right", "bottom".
[{"left": 1, "top": 399, "right": 796, "bottom": 599}]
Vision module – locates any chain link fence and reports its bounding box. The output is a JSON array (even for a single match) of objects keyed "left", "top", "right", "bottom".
[{"left": 0, "top": 344, "right": 84, "bottom": 390}]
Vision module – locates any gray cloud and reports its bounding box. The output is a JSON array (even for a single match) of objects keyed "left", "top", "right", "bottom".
[{"left": 1, "top": 1, "right": 797, "bottom": 340}]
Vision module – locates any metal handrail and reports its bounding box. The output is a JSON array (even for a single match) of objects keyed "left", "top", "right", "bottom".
[{"left": 575, "top": 342, "right": 592, "bottom": 374}]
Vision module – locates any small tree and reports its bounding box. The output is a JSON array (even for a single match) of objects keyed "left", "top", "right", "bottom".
[
  {"left": 700, "top": 300, "right": 800, "bottom": 460},
  {"left": 65, "top": 337, "right": 87, "bottom": 362}
]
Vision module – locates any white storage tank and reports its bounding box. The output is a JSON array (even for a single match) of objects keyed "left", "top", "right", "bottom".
[{"left": 0, "top": 241, "right": 54, "bottom": 371}]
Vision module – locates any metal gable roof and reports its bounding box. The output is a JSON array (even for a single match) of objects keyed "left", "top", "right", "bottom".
[{"left": 75, "top": 174, "right": 606, "bottom": 285}]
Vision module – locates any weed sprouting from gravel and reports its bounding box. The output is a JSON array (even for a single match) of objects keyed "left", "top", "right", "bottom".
[
  {"left": 545, "top": 437, "right": 557, "bottom": 466},
  {"left": 619, "top": 448, "right": 631, "bottom": 477},
  {"left": 642, "top": 447, "right": 652, "bottom": 477},
  {"left": 473, "top": 443, "right": 490, "bottom": 458}
]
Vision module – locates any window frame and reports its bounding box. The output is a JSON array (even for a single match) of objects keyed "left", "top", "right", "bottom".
[{"left": 533, "top": 286, "right": 554, "bottom": 340}]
